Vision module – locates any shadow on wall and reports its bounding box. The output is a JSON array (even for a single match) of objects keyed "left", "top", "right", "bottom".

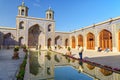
[{"left": 0, "top": 32, "right": 19, "bottom": 49}]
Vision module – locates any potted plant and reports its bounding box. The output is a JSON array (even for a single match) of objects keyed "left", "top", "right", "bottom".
[
  {"left": 12, "top": 46, "right": 19, "bottom": 59},
  {"left": 67, "top": 47, "right": 71, "bottom": 51},
  {"left": 22, "top": 44, "right": 27, "bottom": 53}
]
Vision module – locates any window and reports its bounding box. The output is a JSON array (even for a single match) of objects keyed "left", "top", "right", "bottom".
[
  {"left": 21, "top": 9, "right": 24, "bottom": 15},
  {"left": 48, "top": 24, "right": 51, "bottom": 32},
  {"left": 19, "top": 22, "right": 24, "bottom": 29},
  {"left": 47, "top": 14, "right": 48, "bottom": 19},
  {"left": 49, "top": 13, "right": 52, "bottom": 19}
]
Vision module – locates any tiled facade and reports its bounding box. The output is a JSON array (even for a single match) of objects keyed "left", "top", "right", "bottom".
[{"left": 0, "top": 2, "right": 120, "bottom": 52}]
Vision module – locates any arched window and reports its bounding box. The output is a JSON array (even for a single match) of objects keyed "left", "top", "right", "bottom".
[
  {"left": 21, "top": 9, "right": 24, "bottom": 15},
  {"left": 49, "top": 13, "right": 52, "bottom": 19},
  {"left": 48, "top": 24, "right": 51, "bottom": 32},
  {"left": 99, "top": 29, "right": 112, "bottom": 50},
  {"left": 19, "top": 21, "right": 24, "bottom": 29}
]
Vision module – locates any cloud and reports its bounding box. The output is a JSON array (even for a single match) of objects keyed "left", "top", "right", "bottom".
[
  {"left": 33, "top": 3, "right": 41, "bottom": 7},
  {"left": 33, "top": 0, "right": 41, "bottom": 7}
]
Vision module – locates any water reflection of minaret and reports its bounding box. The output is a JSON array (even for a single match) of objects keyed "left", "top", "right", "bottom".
[{"left": 37, "top": 50, "right": 54, "bottom": 79}]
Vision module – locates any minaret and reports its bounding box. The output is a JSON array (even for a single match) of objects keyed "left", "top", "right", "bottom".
[
  {"left": 18, "top": 1, "right": 29, "bottom": 16},
  {"left": 46, "top": 7, "right": 54, "bottom": 20}
]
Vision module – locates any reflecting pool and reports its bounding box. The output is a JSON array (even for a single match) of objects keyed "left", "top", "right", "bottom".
[
  {"left": 55, "top": 66, "right": 93, "bottom": 80},
  {"left": 28, "top": 50, "right": 120, "bottom": 80}
]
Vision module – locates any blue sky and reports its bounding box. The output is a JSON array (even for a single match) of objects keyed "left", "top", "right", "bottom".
[{"left": 0, "top": 0, "right": 120, "bottom": 32}]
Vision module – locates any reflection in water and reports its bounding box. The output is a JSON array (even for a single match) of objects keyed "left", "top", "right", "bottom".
[
  {"left": 55, "top": 66, "right": 93, "bottom": 80},
  {"left": 29, "top": 51, "right": 93, "bottom": 80}
]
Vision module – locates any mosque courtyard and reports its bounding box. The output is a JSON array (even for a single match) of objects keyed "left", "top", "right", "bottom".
[{"left": 0, "top": 48, "right": 120, "bottom": 80}]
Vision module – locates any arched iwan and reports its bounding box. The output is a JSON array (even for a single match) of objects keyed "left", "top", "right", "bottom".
[
  {"left": 71, "top": 36, "right": 76, "bottom": 48},
  {"left": 87, "top": 32, "right": 95, "bottom": 50},
  {"left": 99, "top": 29, "right": 112, "bottom": 50}
]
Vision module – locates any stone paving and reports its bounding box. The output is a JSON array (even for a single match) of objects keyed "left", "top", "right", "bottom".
[
  {"left": 0, "top": 48, "right": 120, "bottom": 80},
  {"left": 0, "top": 49, "right": 25, "bottom": 80},
  {"left": 55, "top": 49, "right": 120, "bottom": 68}
]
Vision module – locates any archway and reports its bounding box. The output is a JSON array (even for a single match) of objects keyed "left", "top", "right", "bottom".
[
  {"left": 78, "top": 34, "right": 83, "bottom": 47},
  {"left": 87, "top": 32, "right": 95, "bottom": 50},
  {"left": 19, "top": 21, "right": 24, "bottom": 29},
  {"left": 71, "top": 36, "right": 76, "bottom": 48},
  {"left": 48, "top": 38, "right": 51, "bottom": 48},
  {"left": 99, "top": 29, "right": 112, "bottom": 50},
  {"left": 65, "top": 38, "right": 69, "bottom": 48},
  {"left": 19, "top": 37, "right": 24, "bottom": 46},
  {"left": 28, "top": 24, "right": 41, "bottom": 48},
  {"left": 55, "top": 36, "right": 62, "bottom": 46}
]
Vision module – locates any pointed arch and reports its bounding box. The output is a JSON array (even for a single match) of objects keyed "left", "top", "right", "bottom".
[
  {"left": 87, "top": 32, "right": 95, "bottom": 50},
  {"left": 48, "top": 24, "right": 52, "bottom": 32},
  {"left": 71, "top": 36, "right": 76, "bottom": 48},
  {"left": 49, "top": 13, "right": 52, "bottom": 19},
  {"left": 19, "top": 37, "right": 24, "bottom": 46},
  {"left": 48, "top": 38, "right": 52, "bottom": 48},
  {"left": 78, "top": 34, "right": 83, "bottom": 47},
  {"left": 55, "top": 36, "right": 60, "bottom": 45},
  {"left": 21, "top": 9, "right": 24, "bottom": 15},
  {"left": 19, "top": 21, "right": 24, "bottom": 29},
  {"left": 28, "top": 24, "right": 41, "bottom": 48},
  {"left": 65, "top": 38, "right": 69, "bottom": 48},
  {"left": 99, "top": 29, "right": 112, "bottom": 50}
]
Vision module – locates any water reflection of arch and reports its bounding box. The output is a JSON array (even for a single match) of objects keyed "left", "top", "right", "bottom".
[
  {"left": 87, "top": 32, "right": 95, "bottom": 50},
  {"left": 78, "top": 34, "right": 83, "bottom": 47},
  {"left": 28, "top": 24, "right": 42, "bottom": 48},
  {"left": 55, "top": 36, "right": 62, "bottom": 46},
  {"left": 3, "top": 33, "right": 15, "bottom": 48},
  {"left": 71, "top": 36, "right": 76, "bottom": 48},
  {"left": 99, "top": 29, "right": 112, "bottom": 50},
  {"left": 19, "top": 37, "right": 24, "bottom": 46},
  {"left": 48, "top": 38, "right": 52, "bottom": 48}
]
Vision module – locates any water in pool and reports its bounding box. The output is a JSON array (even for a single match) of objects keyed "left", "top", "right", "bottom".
[{"left": 55, "top": 66, "right": 93, "bottom": 80}]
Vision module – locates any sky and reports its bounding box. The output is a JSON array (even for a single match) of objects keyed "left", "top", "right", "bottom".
[{"left": 0, "top": 0, "right": 120, "bottom": 32}]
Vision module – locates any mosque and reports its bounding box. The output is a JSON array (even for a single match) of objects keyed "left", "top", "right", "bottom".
[{"left": 0, "top": 2, "right": 120, "bottom": 52}]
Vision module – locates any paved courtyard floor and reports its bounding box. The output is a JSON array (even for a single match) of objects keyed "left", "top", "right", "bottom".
[
  {"left": 55, "top": 49, "right": 120, "bottom": 68},
  {"left": 0, "top": 49, "right": 25, "bottom": 80},
  {"left": 0, "top": 48, "right": 120, "bottom": 80}
]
